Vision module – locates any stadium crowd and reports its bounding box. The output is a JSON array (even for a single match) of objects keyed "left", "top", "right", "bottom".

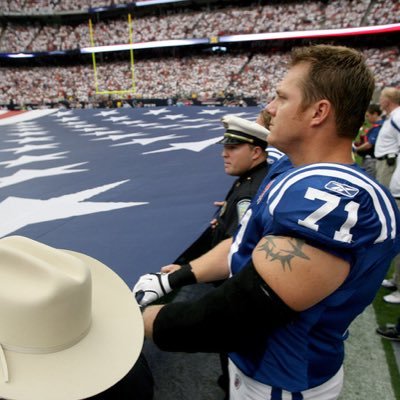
[
  {"left": 0, "top": 0, "right": 399, "bottom": 53},
  {"left": 0, "top": 0, "right": 399, "bottom": 107},
  {"left": 0, "top": 46, "right": 399, "bottom": 108},
  {"left": 0, "top": 0, "right": 134, "bottom": 13}
]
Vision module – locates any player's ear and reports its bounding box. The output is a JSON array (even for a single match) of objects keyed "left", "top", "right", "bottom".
[{"left": 310, "top": 99, "right": 331, "bottom": 127}]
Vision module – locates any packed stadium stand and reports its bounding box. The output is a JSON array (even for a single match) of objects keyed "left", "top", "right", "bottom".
[
  {"left": 1, "top": 0, "right": 400, "bottom": 52},
  {"left": 0, "top": 0, "right": 399, "bottom": 107}
]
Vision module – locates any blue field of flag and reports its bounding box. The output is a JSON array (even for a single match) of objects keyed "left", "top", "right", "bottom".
[{"left": 0, "top": 106, "right": 261, "bottom": 285}]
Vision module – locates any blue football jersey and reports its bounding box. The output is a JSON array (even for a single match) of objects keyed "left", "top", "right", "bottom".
[{"left": 229, "top": 162, "right": 400, "bottom": 392}]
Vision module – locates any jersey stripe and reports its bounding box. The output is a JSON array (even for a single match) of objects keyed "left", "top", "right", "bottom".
[
  {"left": 267, "top": 164, "right": 396, "bottom": 243},
  {"left": 266, "top": 146, "right": 285, "bottom": 162}
]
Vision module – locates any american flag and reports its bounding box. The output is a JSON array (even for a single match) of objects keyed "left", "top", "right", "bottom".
[{"left": 0, "top": 106, "right": 261, "bottom": 286}]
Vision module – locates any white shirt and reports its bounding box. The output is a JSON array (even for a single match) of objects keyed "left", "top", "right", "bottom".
[
  {"left": 389, "top": 162, "right": 400, "bottom": 197},
  {"left": 374, "top": 106, "right": 400, "bottom": 158}
]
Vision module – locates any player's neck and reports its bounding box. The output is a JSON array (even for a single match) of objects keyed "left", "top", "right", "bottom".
[{"left": 289, "top": 138, "right": 354, "bottom": 167}]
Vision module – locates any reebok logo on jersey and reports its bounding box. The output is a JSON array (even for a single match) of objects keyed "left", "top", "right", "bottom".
[
  {"left": 325, "top": 181, "right": 359, "bottom": 198},
  {"left": 256, "top": 180, "right": 274, "bottom": 204}
]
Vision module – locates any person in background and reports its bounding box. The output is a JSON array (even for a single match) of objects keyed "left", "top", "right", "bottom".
[
  {"left": 382, "top": 145, "right": 400, "bottom": 304},
  {"left": 353, "top": 103, "right": 383, "bottom": 177},
  {"left": 376, "top": 316, "right": 400, "bottom": 341},
  {"left": 374, "top": 87, "right": 400, "bottom": 302},
  {"left": 134, "top": 45, "right": 400, "bottom": 399},
  {"left": 374, "top": 87, "right": 400, "bottom": 188}
]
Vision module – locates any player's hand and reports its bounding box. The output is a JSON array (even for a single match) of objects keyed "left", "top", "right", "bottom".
[
  {"left": 161, "top": 264, "right": 181, "bottom": 274},
  {"left": 133, "top": 273, "right": 172, "bottom": 306}
]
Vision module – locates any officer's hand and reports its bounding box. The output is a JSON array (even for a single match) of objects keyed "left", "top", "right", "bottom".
[
  {"left": 210, "top": 218, "right": 218, "bottom": 229},
  {"left": 132, "top": 273, "right": 172, "bottom": 306}
]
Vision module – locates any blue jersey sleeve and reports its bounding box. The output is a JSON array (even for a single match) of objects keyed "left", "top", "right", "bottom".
[
  {"left": 264, "top": 163, "right": 398, "bottom": 261},
  {"left": 252, "top": 155, "right": 292, "bottom": 202}
]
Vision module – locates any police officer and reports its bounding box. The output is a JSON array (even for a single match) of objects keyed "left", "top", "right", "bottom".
[
  {"left": 174, "top": 114, "right": 272, "bottom": 264},
  {"left": 210, "top": 115, "right": 271, "bottom": 245}
]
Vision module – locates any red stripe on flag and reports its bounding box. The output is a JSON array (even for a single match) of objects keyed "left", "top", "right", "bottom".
[{"left": 0, "top": 110, "right": 26, "bottom": 120}]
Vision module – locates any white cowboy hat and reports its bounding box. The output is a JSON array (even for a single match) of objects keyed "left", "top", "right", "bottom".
[{"left": 0, "top": 235, "right": 143, "bottom": 400}]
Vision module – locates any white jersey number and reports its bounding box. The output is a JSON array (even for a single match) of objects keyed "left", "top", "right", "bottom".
[
  {"left": 298, "top": 187, "right": 359, "bottom": 243},
  {"left": 228, "top": 208, "right": 252, "bottom": 271}
]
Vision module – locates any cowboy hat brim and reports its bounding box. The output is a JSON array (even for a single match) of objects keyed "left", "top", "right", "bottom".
[{"left": 0, "top": 250, "right": 144, "bottom": 400}]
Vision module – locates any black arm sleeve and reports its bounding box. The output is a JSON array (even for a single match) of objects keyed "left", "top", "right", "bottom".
[
  {"left": 152, "top": 261, "right": 297, "bottom": 353},
  {"left": 168, "top": 263, "right": 196, "bottom": 289}
]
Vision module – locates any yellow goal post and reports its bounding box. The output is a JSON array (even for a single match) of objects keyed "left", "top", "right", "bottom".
[{"left": 88, "top": 13, "right": 136, "bottom": 95}]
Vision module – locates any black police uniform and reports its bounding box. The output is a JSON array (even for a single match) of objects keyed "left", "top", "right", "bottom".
[
  {"left": 175, "top": 160, "right": 268, "bottom": 264},
  {"left": 210, "top": 160, "right": 268, "bottom": 247}
]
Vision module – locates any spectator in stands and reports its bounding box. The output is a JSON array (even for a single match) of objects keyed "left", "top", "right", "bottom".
[
  {"left": 2, "top": 47, "right": 399, "bottom": 109},
  {"left": 3, "top": 0, "right": 400, "bottom": 53}
]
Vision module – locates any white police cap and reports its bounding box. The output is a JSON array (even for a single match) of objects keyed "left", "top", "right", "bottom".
[{"left": 219, "top": 115, "right": 270, "bottom": 147}]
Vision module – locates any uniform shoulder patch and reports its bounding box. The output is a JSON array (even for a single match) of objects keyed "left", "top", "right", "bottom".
[{"left": 237, "top": 199, "right": 251, "bottom": 221}]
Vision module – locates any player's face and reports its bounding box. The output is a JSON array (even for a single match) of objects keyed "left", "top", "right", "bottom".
[
  {"left": 222, "top": 143, "right": 257, "bottom": 176},
  {"left": 266, "top": 63, "right": 311, "bottom": 153}
]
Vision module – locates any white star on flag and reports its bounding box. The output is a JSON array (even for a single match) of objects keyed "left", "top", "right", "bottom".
[
  {"left": 0, "top": 152, "right": 69, "bottom": 168},
  {"left": 112, "top": 134, "right": 187, "bottom": 147},
  {"left": 0, "top": 181, "right": 147, "bottom": 238},
  {"left": 0, "top": 163, "right": 88, "bottom": 188},
  {"left": 160, "top": 114, "right": 186, "bottom": 120},
  {"left": 144, "top": 108, "right": 169, "bottom": 115},
  {"left": 9, "top": 130, "right": 49, "bottom": 137},
  {"left": 143, "top": 137, "right": 221, "bottom": 154},
  {"left": 94, "top": 110, "right": 120, "bottom": 117},
  {"left": 103, "top": 116, "right": 130, "bottom": 122},
  {"left": 6, "top": 136, "right": 55, "bottom": 144},
  {"left": 0, "top": 143, "right": 60, "bottom": 154},
  {"left": 93, "top": 133, "right": 147, "bottom": 141},
  {"left": 198, "top": 109, "right": 225, "bottom": 115}
]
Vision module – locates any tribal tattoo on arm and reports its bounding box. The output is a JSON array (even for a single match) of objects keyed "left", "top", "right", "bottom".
[{"left": 257, "top": 236, "right": 310, "bottom": 271}]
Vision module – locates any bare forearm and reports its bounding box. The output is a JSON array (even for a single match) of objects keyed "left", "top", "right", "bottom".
[{"left": 190, "top": 238, "right": 232, "bottom": 283}]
